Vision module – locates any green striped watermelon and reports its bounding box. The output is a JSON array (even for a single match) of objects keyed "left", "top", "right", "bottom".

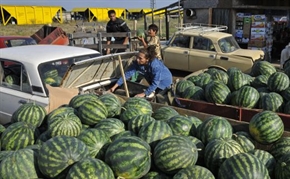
[
  {"left": 4, "top": 74, "right": 20, "bottom": 85},
  {"left": 173, "top": 165, "right": 215, "bottom": 179},
  {"left": 232, "top": 133, "right": 255, "bottom": 152},
  {"left": 120, "top": 108, "right": 146, "bottom": 125},
  {"left": 122, "top": 97, "right": 153, "bottom": 114},
  {"left": 204, "top": 138, "right": 244, "bottom": 175},
  {"left": 205, "top": 80, "right": 231, "bottom": 104},
  {"left": 268, "top": 72, "right": 290, "bottom": 92},
  {"left": 186, "top": 136, "right": 204, "bottom": 166},
  {"left": 110, "top": 130, "right": 136, "bottom": 141},
  {"left": 175, "top": 79, "right": 195, "bottom": 96},
  {"left": 270, "top": 137, "right": 290, "bottom": 161},
  {"left": 38, "top": 136, "right": 90, "bottom": 178},
  {"left": 68, "top": 94, "right": 99, "bottom": 110},
  {"left": 249, "top": 149, "right": 276, "bottom": 177},
  {"left": 182, "top": 86, "right": 205, "bottom": 101},
  {"left": 94, "top": 118, "right": 125, "bottom": 138},
  {"left": 227, "top": 70, "right": 250, "bottom": 91},
  {"left": 250, "top": 61, "right": 276, "bottom": 77},
  {"left": 275, "top": 153, "right": 290, "bottom": 179},
  {"left": 44, "top": 77, "right": 56, "bottom": 85},
  {"left": 281, "top": 87, "right": 290, "bottom": 102},
  {"left": 66, "top": 158, "right": 114, "bottom": 179},
  {"left": 44, "top": 69, "right": 58, "bottom": 79},
  {"left": 1, "top": 121, "right": 36, "bottom": 150},
  {"left": 284, "top": 101, "right": 290, "bottom": 114},
  {"left": 99, "top": 93, "right": 122, "bottom": 117},
  {"left": 0, "top": 151, "right": 14, "bottom": 163},
  {"left": 77, "top": 128, "right": 111, "bottom": 158},
  {"left": 197, "top": 116, "right": 233, "bottom": 144},
  {"left": 35, "top": 131, "right": 51, "bottom": 145},
  {"left": 0, "top": 124, "right": 5, "bottom": 135},
  {"left": 11, "top": 103, "right": 46, "bottom": 127},
  {"left": 249, "top": 110, "right": 284, "bottom": 144},
  {"left": 260, "top": 92, "right": 284, "bottom": 112},
  {"left": 227, "top": 67, "right": 241, "bottom": 76},
  {"left": 205, "top": 68, "right": 229, "bottom": 84},
  {"left": 47, "top": 112, "right": 82, "bottom": 137},
  {"left": 78, "top": 99, "right": 108, "bottom": 125},
  {"left": 186, "top": 75, "right": 201, "bottom": 85},
  {"left": 195, "top": 72, "right": 212, "bottom": 89},
  {"left": 235, "top": 86, "right": 260, "bottom": 108},
  {"left": 218, "top": 153, "right": 270, "bottom": 179},
  {"left": 251, "top": 75, "right": 269, "bottom": 88},
  {"left": 167, "top": 115, "right": 195, "bottom": 136},
  {"left": 0, "top": 149, "right": 40, "bottom": 179},
  {"left": 142, "top": 171, "right": 171, "bottom": 179},
  {"left": 105, "top": 136, "right": 151, "bottom": 178},
  {"left": 138, "top": 120, "right": 173, "bottom": 148},
  {"left": 47, "top": 106, "right": 78, "bottom": 121},
  {"left": 128, "top": 114, "right": 155, "bottom": 134},
  {"left": 153, "top": 135, "right": 198, "bottom": 174},
  {"left": 152, "top": 106, "right": 179, "bottom": 121}
]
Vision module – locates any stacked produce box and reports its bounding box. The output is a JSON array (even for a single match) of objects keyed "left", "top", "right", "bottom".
[
  {"left": 248, "top": 14, "right": 273, "bottom": 62},
  {"left": 235, "top": 12, "right": 251, "bottom": 44}
]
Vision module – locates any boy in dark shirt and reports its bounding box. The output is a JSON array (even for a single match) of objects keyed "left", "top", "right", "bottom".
[{"left": 106, "top": 10, "right": 131, "bottom": 54}]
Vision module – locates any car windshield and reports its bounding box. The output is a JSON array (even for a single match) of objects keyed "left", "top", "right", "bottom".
[
  {"left": 38, "top": 54, "right": 100, "bottom": 87},
  {"left": 5, "top": 38, "right": 37, "bottom": 47},
  {"left": 218, "top": 36, "right": 240, "bottom": 53}
]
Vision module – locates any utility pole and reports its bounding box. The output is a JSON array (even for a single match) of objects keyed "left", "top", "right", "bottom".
[
  {"left": 150, "top": 0, "right": 156, "bottom": 24},
  {"left": 178, "top": 0, "right": 181, "bottom": 27}
]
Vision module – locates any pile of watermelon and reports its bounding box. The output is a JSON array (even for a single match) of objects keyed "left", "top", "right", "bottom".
[
  {"left": 0, "top": 92, "right": 290, "bottom": 178},
  {"left": 43, "top": 69, "right": 63, "bottom": 87},
  {"left": 176, "top": 61, "right": 290, "bottom": 114}
]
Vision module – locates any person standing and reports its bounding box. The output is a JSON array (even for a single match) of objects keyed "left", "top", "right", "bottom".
[
  {"left": 108, "top": 45, "right": 172, "bottom": 103},
  {"left": 138, "top": 24, "right": 162, "bottom": 60},
  {"left": 280, "top": 42, "right": 290, "bottom": 69},
  {"left": 106, "top": 10, "right": 131, "bottom": 54}
]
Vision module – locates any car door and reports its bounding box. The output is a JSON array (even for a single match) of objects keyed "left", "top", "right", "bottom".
[
  {"left": 188, "top": 36, "right": 217, "bottom": 72},
  {"left": 0, "top": 62, "right": 47, "bottom": 124},
  {"left": 163, "top": 34, "right": 191, "bottom": 71}
]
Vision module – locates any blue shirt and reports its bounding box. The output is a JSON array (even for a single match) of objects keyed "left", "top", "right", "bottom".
[{"left": 117, "top": 58, "right": 172, "bottom": 96}]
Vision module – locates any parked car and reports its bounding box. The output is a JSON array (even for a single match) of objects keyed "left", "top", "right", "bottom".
[
  {"left": 0, "top": 36, "right": 37, "bottom": 48},
  {"left": 161, "top": 24, "right": 265, "bottom": 73},
  {"left": 0, "top": 45, "right": 136, "bottom": 124}
]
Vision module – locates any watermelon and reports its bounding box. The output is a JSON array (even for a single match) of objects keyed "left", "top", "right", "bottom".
[
  {"left": 195, "top": 72, "right": 212, "bottom": 89},
  {"left": 249, "top": 149, "right": 276, "bottom": 177},
  {"left": 281, "top": 87, "right": 290, "bottom": 102},
  {"left": 120, "top": 108, "right": 146, "bottom": 125},
  {"left": 268, "top": 72, "right": 290, "bottom": 92},
  {"left": 251, "top": 75, "right": 269, "bottom": 88},
  {"left": 78, "top": 99, "right": 108, "bottom": 125},
  {"left": 0, "top": 124, "right": 5, "bottom": 135},
  {"left": 218, "top": 153, "right": 270, "bottom": 179},
  {"left": 175, "top": 79, "right": 195, "bottom": 96},
  {"left": 227, "top": 67, "right": 241, "bottom": 76},
  {"left": 137, "top": 29, "right": 145, "bottom": 38},
  {"left": 186, "top": 75, "right": 201, "bottom": 85},
  {"left": 227, "top": 70, "right": 250, "bottom": 91},
  {"left": 205, "top": 80, "right": 231, "bottom": 104},
  {"left": 284, "top": 101, "right": 290, "bottom": 114},
  {"left": 260, "top": 92, "right": 284, "bottom": 112},
  {"left": 44, "top": 69, "right": 58, "bottom": 79},
  {"left": 110, "top": 130, "right": 136, "bottom": 141},
  {"left": 68, "top": 94, "right": 99, "bottom": 110},
  {"left": 205, "top": 68, "right": 229, "bottom": 84},
  {"left": 204, "top": 138, "right": 244, "bottom": 175},
  {"left": 47, "top": 106, "right": 77, "bottom": 120},
  {"left": 52, "top": 76, "right": 63, "bottom": 86},
  {"left": 47, "top": 112, "right": 82, "bottom": 137},
  {"left": 153, "top": 135, "right": 198, "bottom": 174},
  {"left": 94, "top": 118, "right": 125, "bottom": 138},
  {"left": 4, "top": 74, "right": 20, "bottom": 85},
  {"left": 232, "top": 133, "right": 255, "bottom": 152},
  {"left": 182, "top": 86, "right": 205, "bottom": 101},
  {"left": 275, "top": 153, "right": 290, "bottom": 179},
  {"left": 167, "top": 115, "right": 196, "bottom": 136},
  {"left": 235, "top": 86, "right": 260, "bottom": 108},
  {"left": 142, "top": 171, "right": 171, "bottom": 179},
  {"left": 186, "top": 136, "right": 205, "bottom": 165},
  {"left": 251, "top": 61, "right": 276, "bottom": 77},
  {"left": 35, "top": 131, "right": 51, "bottom": 145},
  {"left": 66, "top": 158, "right": 114, "bottom": 179},
  {"left": 270, "top": 137, "right": 290, "bottom": 161},
  {"left": 0, "top": 151, "right": 14, "bottom": 163},
  {"left": 197, "top": 116, "right": 233, "bottom": 144},
  {"left": 138, "top": 120, "right": 173, "bottom": 148},
  {"left": 173, "top": 165, "right": 215, "bottom": 179},
  {"left": 77, "top": 128, "right": 111, "bottom": 158},
  {"left": 122, "top": 97, "right": 152, "bottom": 114},
  {"left": 152, "top": 106, "right": 179, "bottom": 121},
  {"left": 11, "top": 102, "right": 46, "bottom": 127},
  {"left": 44, "top": 77, "right": 56, "bottom": 85},
  {"left": 249, "top": 110, "right": 284, "bottom": 144},
  {"left": 1, "top": 121, "right": 36, "bottom": 151},
  {"left": 0, "top": 149, "right": 40, "bottom": 179},
  {"left": 128, "top": 114, "right": 155, "bottom": 134},
  {"left": 105, "top": 136, "right": 151, "bottom": 179},
  {"left": 38, "top": 136, "right": 90, "bottom": 178},
  {"left": 99, "top": 93, "right": 122, "bottom": 117}
]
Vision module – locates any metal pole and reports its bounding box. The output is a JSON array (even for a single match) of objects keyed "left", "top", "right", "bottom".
[
  {"left": 150, "top": 0, "right": 156, "bottom": 24},
  {"left": 178, "top": 0, "right": 181, "bottom": 27}
]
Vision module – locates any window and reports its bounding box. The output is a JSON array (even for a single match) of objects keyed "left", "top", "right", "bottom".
[
  {"left": 218, "top": 36, "right": 240, "bottom": 53},
  {"left": 0, "top": 61, "right": 32, "bottom": 93},
  {"left": 4, "top": 38, "right": 37, "bottom": 47},
  {"left": 193, "top": 37, "right": 215, "bottom": 51},
  {"left": 170, "top": 35, "right": 190, "bottom": 48}
]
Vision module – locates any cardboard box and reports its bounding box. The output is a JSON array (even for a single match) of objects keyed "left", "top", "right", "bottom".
[
  {"left": 243, "top": 24, "right": 251, "bottom": 38},
  {"left": 235, "top": 30, "right": 243, "bottom": 38},
  {"left": 251, "top": 22, "right": 266, "bottom": 28},
  {"left": 252, "top": 15, "right": 267, "bottom": 22},
  {"left": 251, "top": 28, "right": 266, "bottom": 35},
  {"left": 243, "top": 16, "right": 252, "bottom": 24},
  {"left": 236, "top": 13, "right": 244, "bottom": 21},
  {"left": 250, "top": 34, "right": 265, "bottom": 41},
  {"left": 248, "top": 40, "right": 266, "bottom": 48}
]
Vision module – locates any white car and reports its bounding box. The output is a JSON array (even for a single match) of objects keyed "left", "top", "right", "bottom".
[{"left": 0, "top": 45, "right": 136, "bottom": 124}]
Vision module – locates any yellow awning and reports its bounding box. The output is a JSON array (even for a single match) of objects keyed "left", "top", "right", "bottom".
[{"left": 71, "top": 8, "right": 88, "bottom": 12}]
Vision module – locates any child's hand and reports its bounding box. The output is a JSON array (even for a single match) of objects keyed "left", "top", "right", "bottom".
[{"left": 137, "top": 36, "right": 144, "bottom": 41}]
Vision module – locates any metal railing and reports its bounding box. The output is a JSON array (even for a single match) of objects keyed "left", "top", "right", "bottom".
[{"left": 176, "top": 23, "right": 228, "bottom": 33}]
